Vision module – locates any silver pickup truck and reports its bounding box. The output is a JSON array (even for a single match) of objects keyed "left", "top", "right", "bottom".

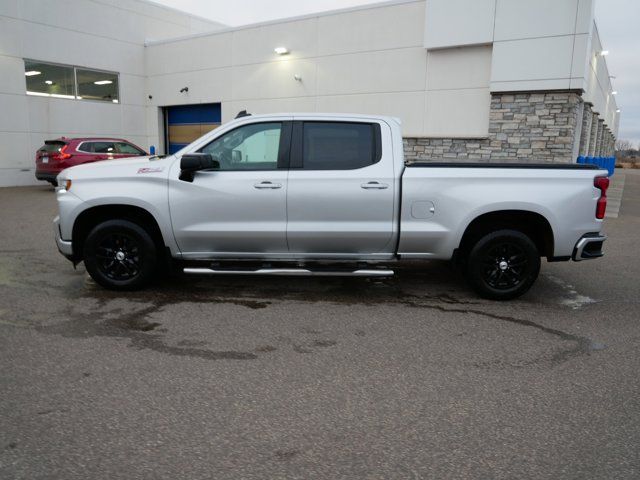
[{"left": 53, "top": 113, "right": 609, "bottom": 300}]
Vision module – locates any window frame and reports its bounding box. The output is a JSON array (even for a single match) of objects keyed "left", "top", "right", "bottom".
[
  {"left": 289, "top": 121, "right": 382, "bottom": 170},
  {"left": 77, "top": 141, "right": 117, "bottom": 154},
  {"left": 196, "top": 121, "right": 292, "bottom": 171},
  {"left": 23, "top": 59, "right": 119, "bottom": 104}
]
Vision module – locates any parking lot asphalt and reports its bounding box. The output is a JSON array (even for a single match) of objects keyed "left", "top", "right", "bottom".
[{"left": 1, "top": 172, "right": 639, "bottom": 480}]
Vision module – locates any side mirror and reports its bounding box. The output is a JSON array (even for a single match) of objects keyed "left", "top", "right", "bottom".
[{"left": 179, "top": 153, "right": 219, "bottom": 182}]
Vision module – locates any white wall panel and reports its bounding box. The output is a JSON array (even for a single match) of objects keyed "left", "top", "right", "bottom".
[
  {"left": 0, "top": 56, "right": 27, "bottom": 95},
  {"left": 0, "top": 0, "right": 19, "bottom": 17},
  {"left": 190, "top": 68, "right": 233, "bottom": 103},
  {"left": 146, "top": 71, "right": 193, "bottom": 106},
  {"left": 494, "top": 0, "right": 579, "bottom": 41},
  {"left": 0, "top": 94, "right": 29, "bottom": 132},
  {"left": 491, "top": 36, "right": 574, "bottom": 91},
  {"left": 318, "top": 1, "right": 424, "bottom": 55},
  {"left": 191, "top": 33, "right": 233, "bottom": 71},
  {"left": 427, "top": 45, "right": 492, "bottom": 90},
  {"left": 121, "top": 105, "right": 147, "bottom": 136},
  {"left": 317, "top": 91, "right": 425, "bottom": 137},
  {"left": 316, "top": 48, "right": 426, "bottom": 96},
  {"left": 231, "top": 60, "right": 316, "bottom": 100},
  {"left": 0, "top": 17, "right": 23, "bottom": 58},
  {"left": 26, "top": 97, "right": 50, "bottom": 133},
  {"left": 576, "top": 0, "right": 595, "bottom": 34},
  {"left": 119, "top": 74, "right": 146, "bottom": 106},
  {"left": 424, "top": 0, "right": 495, "bottom": 49},
  {"left": 0, "top": 132, "right": 31, "bottom": 168},
  {"left": 222, "top": 98, "right": 317, "bottom": 123},
  {"left": 425, "top": 89, "right": 490, "bottom": 137},
  {"left": 232, "top": 19, "right": 318, "bottom": 66}
]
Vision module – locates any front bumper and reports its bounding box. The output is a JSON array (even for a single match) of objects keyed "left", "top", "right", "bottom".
[
  {"left": 53, "top": 215, "right": 74, "bottom": 258},
  {"left": 572, "top": 233, "right": 606, "bottom": 261}
]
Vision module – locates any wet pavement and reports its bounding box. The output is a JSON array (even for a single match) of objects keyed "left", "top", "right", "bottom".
[{"left": 1, "top": 172, "right": 640, "bottom": 479}]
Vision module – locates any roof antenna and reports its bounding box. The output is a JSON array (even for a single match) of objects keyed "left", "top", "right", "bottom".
[{"left": 235, "top": 110, "right": 251, "bottom": 119}]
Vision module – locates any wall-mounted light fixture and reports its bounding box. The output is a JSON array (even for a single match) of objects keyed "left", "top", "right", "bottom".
[
  {"left": 180, "top": 87, "right": 189, "bottom": 93},
  {"left": 274, "top": 46, "right": 289, "bottom": 55},
  {"left": 612, "top": 91, "right": 618, "bottom": 95},
  {"left": 598, "top": 50, "right": 609, "bottom": 56},
  {"left": 616, "top": 109, "right": 621, "bottom": 113},
  {"left": 25, "top": 70, "right": 41, "bottom": 76},
  {"left": 293, "top": 74, "right": 302, "bottom": 82}
]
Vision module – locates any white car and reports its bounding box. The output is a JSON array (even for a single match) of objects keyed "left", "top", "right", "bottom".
[{"left": 53, "top": 113, "right": 608, "bottom": 299}]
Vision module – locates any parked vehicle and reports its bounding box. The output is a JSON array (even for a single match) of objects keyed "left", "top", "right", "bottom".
[
  {"left": 35, "top": 137, "right": 146, "bottom": 186},
  {"left": 52, "top": 113, "right": 608, "bottom": 299}
]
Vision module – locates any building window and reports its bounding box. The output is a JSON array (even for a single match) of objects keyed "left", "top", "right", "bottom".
[
  {"left": 76, "top": 68, "right": 119, "bottom": 103},
  {"left": 24, "top": 60, "right": 76, "bottom": 99},
  {"left": 24, "top": 60, "right": 119, "bottom": 103}
]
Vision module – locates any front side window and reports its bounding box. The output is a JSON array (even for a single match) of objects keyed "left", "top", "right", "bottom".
[
  {"left": 302, "top": 122, "right": 377, "bottom": 170},
  {"left": 199, "top": 122, "right": 282, "bottom": 171}
]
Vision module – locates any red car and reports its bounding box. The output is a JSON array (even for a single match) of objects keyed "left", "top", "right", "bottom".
[{"left": 35, "top": 137, "right": 147, "bottom": 186}]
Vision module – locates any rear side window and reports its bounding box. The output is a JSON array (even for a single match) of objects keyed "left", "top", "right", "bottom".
[
  {"left": 301, "top": 122, "right": 379, "bottom": 170},
  {"left": 115, "top": 142, "right": 145, "bottom": 155},
  {"left": 38, "top": 141, "right": 66, "bottom": 153},
  {"left": 87, "top": 142, "right": 116, "bottom": 154}
]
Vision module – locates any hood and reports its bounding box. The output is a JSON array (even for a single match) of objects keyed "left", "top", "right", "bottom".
[{"left": 59, "top": 155, "right": 175, "bottom": 180}]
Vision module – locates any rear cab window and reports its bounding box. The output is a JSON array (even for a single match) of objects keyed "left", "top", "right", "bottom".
[{"left": 292, "top": 121, "right": 382, "bottom": 170}]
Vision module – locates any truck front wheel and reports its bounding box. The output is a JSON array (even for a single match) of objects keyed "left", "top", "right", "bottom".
[
  {"left": 466, "top": 229, "right": 540, "bottom": 300},
  {"left": 83, "top": 219, "right": 157, "bottom": 290}
]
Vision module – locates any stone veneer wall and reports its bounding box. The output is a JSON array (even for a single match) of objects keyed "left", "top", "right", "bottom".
[
  {"left": 404, "top": 91, "right": 583, "bottom": 163},
  {"left": 578, "top": 103, "right": 594, "bottom": 155}
]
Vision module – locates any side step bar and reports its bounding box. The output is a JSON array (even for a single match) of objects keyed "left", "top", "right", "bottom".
[{"left": 183, "top": 268, "right": 394, "bottom": 277}]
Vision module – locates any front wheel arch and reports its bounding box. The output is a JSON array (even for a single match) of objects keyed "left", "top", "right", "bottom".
[{"left": 72, "top": 205, "right": 166, "bottom": 263}]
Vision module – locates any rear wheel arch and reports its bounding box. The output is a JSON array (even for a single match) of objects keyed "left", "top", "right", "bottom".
[
  {"left": 457, "top": 210, "right": 555, "bottom": 260},
  {"left": 72, "top": 204, "right": 166, "bottom": 261}
]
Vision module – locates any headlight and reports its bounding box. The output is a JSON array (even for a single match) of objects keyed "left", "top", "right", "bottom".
[{"left": 55, "top": 179, "right": 72, "bottom": 192}]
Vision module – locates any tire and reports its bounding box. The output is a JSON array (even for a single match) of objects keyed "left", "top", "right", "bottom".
[
  {"left": 48, "top": 180, "right": 58, "bottom": 187},
  {"left": 83, "top": 219, "right": 157, "bottom": 290},
  {"left": 466, "top": 229, "right": 540, "bottom": 300}
]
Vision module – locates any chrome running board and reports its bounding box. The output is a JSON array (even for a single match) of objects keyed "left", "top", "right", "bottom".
[{"left": 183, "top": 268, "right": 394, "bottom": 277}]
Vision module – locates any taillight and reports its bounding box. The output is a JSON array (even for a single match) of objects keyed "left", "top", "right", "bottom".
[
  {"left": 58, "top": 145, "right": 72, "bottom": 160},
  {"left": 594, "top": 176, "right": 609, "bottom": 219}
]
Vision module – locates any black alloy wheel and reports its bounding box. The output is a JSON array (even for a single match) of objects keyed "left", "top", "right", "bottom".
[
  {"left": 466, "top": 229, "right": 540, "bottom": 300},
  {"left": 83, "top": 219, "right": 157, "bottom": 290},
  {"left": 95, "top": 232, "right": 142, "bottom": 281}
]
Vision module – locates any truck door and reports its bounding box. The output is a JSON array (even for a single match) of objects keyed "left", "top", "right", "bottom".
[
  {"left": 286, "top": 120, "right": 396, "bottom": 256},
  {"left": 168, "top": 121, "right": 292, "bottom": 257}
]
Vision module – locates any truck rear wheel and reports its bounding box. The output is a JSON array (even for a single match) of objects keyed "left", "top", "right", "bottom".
[
  {"left": 83, "top": 219, "right": 157, "bottom": 290},
  {"left": 466, "top": 229, "right": 540, "bottom": 300}
]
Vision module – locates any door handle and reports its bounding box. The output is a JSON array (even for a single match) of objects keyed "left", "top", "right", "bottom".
[
  {"left": 254, "top": 181, "right": 282, "bottom": 189},
  {"left": 361, "top": 181, "right": 389, "bottom": 190}
]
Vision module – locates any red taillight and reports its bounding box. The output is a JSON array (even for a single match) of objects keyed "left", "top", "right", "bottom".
[
  {"left": 58, "top": 145, "right": 72, "bottom": 160},
  {"left": 594, "top": 176, "right": 609, "bottom": 219}
]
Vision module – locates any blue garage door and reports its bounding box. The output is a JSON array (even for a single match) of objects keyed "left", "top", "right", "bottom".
[{"left": 165, "top": 103, "right": 221, "bottom": 154}]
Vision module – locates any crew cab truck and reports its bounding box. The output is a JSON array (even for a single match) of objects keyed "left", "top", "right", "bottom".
[{"left": 53, "top": 113, "right": 608, "bottom": 300}]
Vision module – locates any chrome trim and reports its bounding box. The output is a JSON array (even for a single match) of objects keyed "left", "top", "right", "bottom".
[
  {"left": 573, "top": 234, "right": 607, "bottom": 261},
  {"left": 184, "top": 268, "right": 394, "bottom": 277}
]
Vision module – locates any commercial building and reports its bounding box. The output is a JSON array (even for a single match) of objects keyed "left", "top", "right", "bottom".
[{"left": 0, "top": 0, "right": 619, "bottom": 186}]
